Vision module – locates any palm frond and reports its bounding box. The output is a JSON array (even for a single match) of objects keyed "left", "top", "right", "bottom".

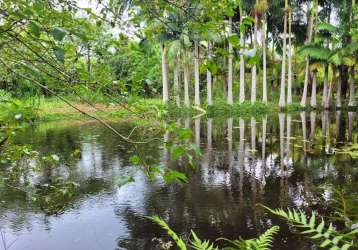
[{"left": 298, "top": 45, "right": 331, "bottom": 61}]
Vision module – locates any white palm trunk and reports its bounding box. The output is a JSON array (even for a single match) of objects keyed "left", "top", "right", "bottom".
[
  {"left": 174, "top": 54, "right": 180, "bottom": 107},
  {"left": 301, "top": 1, "right": 315, "bottom": 107},
  {"left": 322, "top": 64, "right": 329, "bottom": 107},
  {"left": 310, "top": 70, "right": 317, "bottom": 108},
  {"left": 325, "top": 65, "right": 336, "bottom": 109},
  {"left": 161, "top": 43, "right": 169, "bottom": 103},
  {"left": 262, "top": 16, "right": 268, "bottom": 104},
  {"left": 239, "top": 8, "right": 245, "bottom": 103},
  {"left": 251, "top": 12, "right": 258, "bottom": 103},
  {"left": 348, "top": 66, "right": 356, "bottom": 107},
  {"left": 279, "top": 2, "right": 288, "bottom": 108},
  {"left": 183, "top": 55, "right": 190, "bottom": 108},
  {"left": 287, "top": 10, "right": 293, "bottom": 104},
  {"left": 228, "top": 17, "right": 233, "bottom": 105},
  {"left": 207, "top": 42, "right": 213, "bottom": 106},
  {"left": 194, "top": 40, "right": 200, "bottom": 106}
]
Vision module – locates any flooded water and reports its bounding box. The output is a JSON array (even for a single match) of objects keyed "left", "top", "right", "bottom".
[{"left": 0, "top": 111, "right": 357, "bottom": 250}]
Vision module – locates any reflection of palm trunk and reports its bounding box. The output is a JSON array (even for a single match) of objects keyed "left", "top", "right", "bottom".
[
  {"left": 195, "top": 117, "right": 201, "bottom": 146},
  {"left": 286, "top": 114, "right": 292, "bottom": 165},
  {"left": 163, "top": 123, "right": 170, "bottom": 166},
  {"left": 227, "top": 118, "right": 233, "bottom": 169},
  {"left": 262, "top": 116, "right": 267, "bottom": 167},
  {"left": 279, "top": 113, "right": 285, "bottom": 168},
  {"left": 335, "top": 110, "right": 343, "bottom": 145},
  {"left": 300, "top": 112, "right": 307, "bottom": 153},
  {"left": 309, "top": 111, "right": 316, "bottom": 150},
  {"left": 348, "top": 112, "right": 355, "bottom": 142},
  {"left": 207, "top": 118, "right": 213, "bottom": 165},
  {"left": 251, "top": 118, "right": 256, "bottom": 154},
  {"left": 238, "top": 119, "right": 245, "bottom": 210}
]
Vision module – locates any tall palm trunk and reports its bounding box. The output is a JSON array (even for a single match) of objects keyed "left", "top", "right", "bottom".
[
  {"left": 239, "top": 7, "right": 245, "bottom": 103},
  {"left": 337, "top": 68, "right": 342, "bottom": 108},
  {"left": 310, "top": 70, "right": 317, "bottom": 108},
  {"left": 262, "top": 14, "right": 268, "bottom": 103},
  {"left": 325, "top": 66, "right": 336, "bottom": 109},
  {"left": 174, "top": 54, "right": 180, "bottom": 107},
  {"left": 251, "top": 10, "right": 258, "bottom": 103},
  {"left": 348, "top": 67, "right": 356, "bottom": 107},
  {"left": 287, "top": 9, "right": 293, "bottom": 104},
  {"left": 300, "top": 1, "right": 316, "bottom": 107},
  {"left": 322, "top": 64, "right": 329, "bottom": 107},
  {"left": 161, "top": 43, "right": 169, "bottom": 103},
  {"left": 183, "top": 53, "right": 190, "bottom": 107},
  {"left": 279, "top": 0, "right": 288, "bottom": 108},
  {"left": 194, "top": 40, "right": 200, "bottom": 106},
  {"left": 228, "top": 17, "right": 233, "bottom": 105},
  {"left": 207, "top": 42, "right": 213, "bottom": 106}
]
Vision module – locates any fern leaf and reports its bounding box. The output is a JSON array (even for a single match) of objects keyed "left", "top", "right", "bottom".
[
  {"left": 146, "top": 216, "right": 187, "bottom": 250},
  {"left": 191, "top": 231, "right": 218, "bottom": 250}
]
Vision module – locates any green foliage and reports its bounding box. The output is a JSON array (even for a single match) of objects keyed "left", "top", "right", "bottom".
[
  {"left": 221, "top": 226, "right": 280, "bottom": 250},
  {"left": 264, "top": 207, "right": 357, "bottom": 250},
  {"left": 147, "top": 216, "right": 187, "bottom": 250},
  {"left": 148, "top": 216, "right": 279, "bottom": 250}
]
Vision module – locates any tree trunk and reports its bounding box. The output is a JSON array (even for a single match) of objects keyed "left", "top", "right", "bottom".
[
  {"left": 228, "top": 17, "right": 233, "bottom": 105},
  {"left": 336, "top": 68, "right": 342, "bottom": 108},
  {"left": 325, "top": 66, "right": 336, "bottom": 109},
  {"left": 161, "top": 43, "right": 169, "bottom": 104},
  {"left": 262, "top": 15, "right": 268, "bottom": 104},
  {"left": 310, "top": 70, "right": 317, "bottom": 108},
  {"left": 251, "top": 12, "right": 258, "bottom": 103},
  {"left": 300, "top": 1, "right": 316, "bottom": 107},
  {"left": 287, "top": 9, "right": 293, "bottom": 104},
  {"left": 194, "top": 40, "right": 200, "bottom": 106},
  {"left": 183, "top": 55, "right": 190, "bottom": 107},
  {"left": 174, "top": 54, "right": 180, "bottom": 107},
  {"left": 279, "top": 0, "right": 288, "bottom": 108},
  {"left": 239, "top": 7, "right": 245, "bottom": 103},
  {"left": 207, "top": 42, "right": 213, "bottom": 106},
  {"left": 348, "top": 66, "right": 356, "bottom": 107},
  {"left": 322, "top": 64, "right": 329, "bottom": 107}
]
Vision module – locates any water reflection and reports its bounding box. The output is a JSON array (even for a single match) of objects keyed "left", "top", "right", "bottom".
[{"left": 1, "top": 112, "right": 357, "bottom": 250}]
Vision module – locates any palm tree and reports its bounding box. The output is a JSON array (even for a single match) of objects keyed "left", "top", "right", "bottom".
[
  {"left": 207, "top": 41, "right": 213, "bottom": 106},
  {"left": 279, "top": 0, "right": 288, "bottom": 108},
  {"left": 262, "top": 5, "right": 268, "bottom": 104},
  {"left": 251, "top": 2, "right": 258, "bottom": 104},
  {"left": 173, "top": 54, "right": 180, "bottom": 106},
  {"left": 227, "top": 16, "right": 234, "bottom": 105},
  {"left": 161, "top": 43, "right": 169, "bottom": 104},
  {"left": 310, "top": 69, "right": 317, "bottom": 108},
  {"left": 300, "top": 0, "right": 317, "bottom": 108},
  {"left": 287, "top": 7, "right": 293, "bottom": 104},
  {"left": 348, "top": 67, "right": 356, "bottom": 106},
  {"left": 239, "top": 6, "right": 245, "bottom": 104},
  {"left": 194, "top": 39, "right": 200, "bottom": 106},
  {"left": 183, "top": 51, "right": 190, "bottom": 107}
]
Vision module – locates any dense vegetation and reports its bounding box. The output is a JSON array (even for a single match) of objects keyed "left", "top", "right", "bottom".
[{"left": 1, "top": 0, "right": 358, "bottom": 249}]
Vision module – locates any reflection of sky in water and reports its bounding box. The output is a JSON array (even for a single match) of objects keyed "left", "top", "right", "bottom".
[{"left": 0, "top": 112, "right": 357, "bottom": 250}]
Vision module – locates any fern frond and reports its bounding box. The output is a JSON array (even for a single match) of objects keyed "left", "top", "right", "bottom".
[
  {"left": 190, "top": 231, "right": 218, "bottom": 250},
  {"left": 263, "top": 206, "right": 356, "bottom": 250},
  {"left": 221, "top": 226, "right": 279, "bottom": 250},
  {"left": 146, "top": 215, "right": 187, "bottom": 250}
]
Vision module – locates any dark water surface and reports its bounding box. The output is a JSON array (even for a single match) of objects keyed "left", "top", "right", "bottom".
[{"left": 1, "top": 111, "right": 357, "bottom": 250}]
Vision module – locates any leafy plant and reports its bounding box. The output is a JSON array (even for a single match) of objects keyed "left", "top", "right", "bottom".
[{"left": 264, "top": 206, "right": 357, "bottom": 250}]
